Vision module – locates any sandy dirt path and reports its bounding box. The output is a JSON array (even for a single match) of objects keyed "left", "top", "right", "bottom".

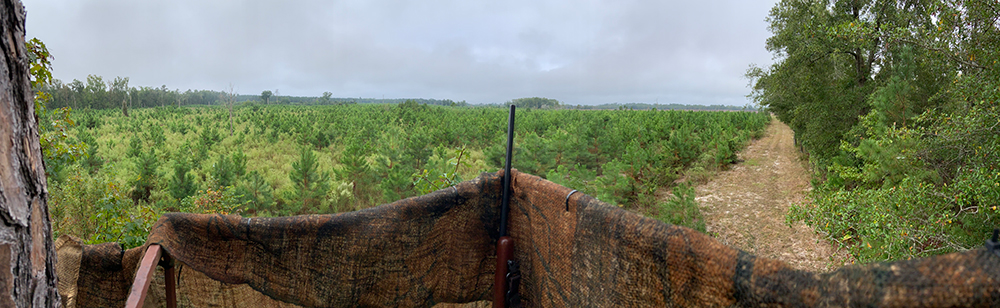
[{"left": 694, "top": 118, "right": 848, "bottom": 272}]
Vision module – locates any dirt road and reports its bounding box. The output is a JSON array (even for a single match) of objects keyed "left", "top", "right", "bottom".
[{"left": 694, "top": 119, "right": 848, "bottom": 272}]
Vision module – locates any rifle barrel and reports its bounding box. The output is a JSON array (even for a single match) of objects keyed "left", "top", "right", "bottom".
[{"left": 499, "top": 105, "right": 515, "bottom": 237}]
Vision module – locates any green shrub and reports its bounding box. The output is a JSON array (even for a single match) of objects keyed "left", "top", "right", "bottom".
[
  {"left": 126, "top": 134, "right": 142, "bottom": 158},
  {"left": 656, "top": 183, "right": 705, "bottom": 233},
  {"left": 168, "top": 158, "right": 197, "bottom": 203},
  {"left": 289, "top": 146, "right": 329, "bottom": 213},
  {"left": 412, "top": 147, "right": 471, "bottom": 195},
  {"left": 50, "top": 169, "right": 157, "bottom": 249},
  {"left": 788, "top": 177, "right": 994, "bottom": 262},
  {"left": 211, "top": 153, "right": 236, "bottom": 188},
  {"left": 236, "top": 170, "right": 274, "bottom": 213},
  {"left": 91, "top": 184, "right": 157, "bottom": 248},
  {"left": 180, "top": 186, "right": 246, "bottom": 215},
  {"left": 129, "top": 149, "right": 159, "bottom": 204}
]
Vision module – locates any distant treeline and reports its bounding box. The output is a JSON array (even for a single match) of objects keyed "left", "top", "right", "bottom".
[
  {"left": 39, "top": 75, "right": 468, "bottom": 109},
  {"left": 39, "top": 74, "right": 746, "bottom": 111},
  {"left": 573, "top": 103, "right": 752, "bottom": 111},
  {"left": 235, "top": 94, "right": 470, "bottom": 107},
  {"left": 482, "top": 100, "right": 750, "bottom": 111}
]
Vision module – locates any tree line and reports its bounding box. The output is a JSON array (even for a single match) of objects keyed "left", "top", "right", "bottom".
[
  {"left": 43, "top": 76, "right": 220, "bottom": 109},
  {"left": 750, "top": 0, "right": 1000, "bottom": 261},
  {"left": 39, "top": 75, "right": 469, "bottom": 110}
]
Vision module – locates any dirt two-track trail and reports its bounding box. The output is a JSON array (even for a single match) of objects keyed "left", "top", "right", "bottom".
[{"left": 695, "top": 118, "right": 850, "bottom": 272}]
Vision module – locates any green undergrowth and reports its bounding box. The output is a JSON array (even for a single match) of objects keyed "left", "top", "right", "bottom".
[
  {"left": 789, "top": 103, "right": 1000, "bottom": 263},
  {"left": 752, "top": 0, "right": 1000, "bottom": 263}
]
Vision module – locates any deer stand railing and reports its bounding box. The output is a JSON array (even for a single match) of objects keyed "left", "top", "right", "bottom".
[{"left": 125, "top": 244, "right": 176, "bottom": 308}]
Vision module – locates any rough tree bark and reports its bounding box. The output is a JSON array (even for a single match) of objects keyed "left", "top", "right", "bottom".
[{"left": 0, "top": 0, "right": 61, "bottom": 306}]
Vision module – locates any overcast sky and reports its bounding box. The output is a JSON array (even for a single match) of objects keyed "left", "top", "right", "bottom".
[{"left": 21, "top": 0, "right": 778, "bottom": 106}]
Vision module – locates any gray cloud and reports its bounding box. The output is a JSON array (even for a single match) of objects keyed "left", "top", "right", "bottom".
[{"left": 23, "top": 0, "right": 777, "bottom": 105}]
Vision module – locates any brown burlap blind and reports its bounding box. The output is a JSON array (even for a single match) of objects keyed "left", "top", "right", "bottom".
[{"left": 57, "top": 171, "right": 1000, "bottom": 307}]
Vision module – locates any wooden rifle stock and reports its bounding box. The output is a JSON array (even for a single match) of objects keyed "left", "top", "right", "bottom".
[{"left": 494, "top": 236, "right": 514, "bottom": 307}]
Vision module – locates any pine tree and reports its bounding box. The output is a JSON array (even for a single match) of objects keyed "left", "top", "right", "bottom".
[
  {"left": 211, "top": 153, "right": 235, "bottom": 188},
  {"left": 289, "top": 146, "right": 329, "bottom": 212},
  {"left": 238, "top": 170, "right": 273, "bottom": 212},
  {"left": 169, "top": 157, "right": 196, "bottom": 202},
  {"left": 130, "top": 149, "right": 158, "bottom": 204}
]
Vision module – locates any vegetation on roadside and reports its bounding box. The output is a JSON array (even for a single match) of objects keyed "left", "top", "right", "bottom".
[{"left": 752, "top": 0, "right": 1000, "bottom": 262}]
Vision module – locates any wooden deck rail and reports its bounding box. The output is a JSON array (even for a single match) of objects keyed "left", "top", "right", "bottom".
[{"left": 125, "top": 244, "right": 176, "bottom": 308}]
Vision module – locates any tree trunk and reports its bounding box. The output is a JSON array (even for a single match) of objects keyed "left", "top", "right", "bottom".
[
  {"left": 0, "top": 0, "right": 61, "bottom": 306},
  {"left": 229, "top": 107, "right": 234, "bottom": 136}
]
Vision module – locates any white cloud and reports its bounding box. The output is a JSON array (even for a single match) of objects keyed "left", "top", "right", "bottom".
[{"left": 23, "top": 0, "right": 778, "bottom": 105}]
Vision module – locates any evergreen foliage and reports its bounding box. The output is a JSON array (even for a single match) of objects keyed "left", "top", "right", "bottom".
[
  {"left": 289, "top": 146, "right": 330, "bottom": 213},
  {"left": 211, "top": 153, "right": 237, "bottom": 188},
  {"left": 169, "top": 158, "right": 197, "bottom": 202},
  {"left": 238, "top": 170, "right": 274, "bottom": 214},
  {"left": 753, "top": 0, "right": 1000, "bottom": 261},
  {"left": 129, "top": 149, "right": 158, "bottom": 204},
  {"left": 45, "top": 104, "right": 767, "bottom": 247}
]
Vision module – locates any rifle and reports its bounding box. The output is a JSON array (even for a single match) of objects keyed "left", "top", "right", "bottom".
[{"left": 494, "top": 105, "right": 521, "bottom": 308}]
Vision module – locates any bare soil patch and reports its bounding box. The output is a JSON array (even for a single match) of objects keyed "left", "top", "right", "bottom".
[{"left": 694, "top": 118, "right": 850, "bottom": 272}]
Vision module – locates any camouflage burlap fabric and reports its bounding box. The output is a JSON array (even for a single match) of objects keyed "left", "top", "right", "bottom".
[
  {"left": 57, "top": 170, "right": 1000, "bottom": 307},
  {"left": 55, "top": 235, "right": 302, "bottom": 308}
]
